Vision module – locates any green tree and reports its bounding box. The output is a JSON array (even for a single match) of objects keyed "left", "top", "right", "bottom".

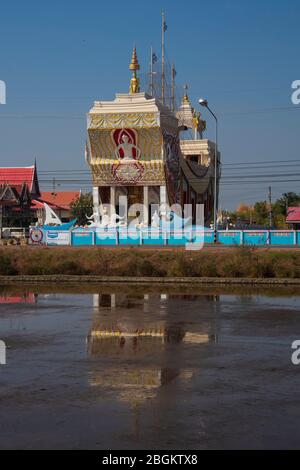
[
  {"left": 70, "top": 192, "right": 93, "bottom": 226},
  {"left": 273, "top": 192, "right": 300, "bottom": 216},
  {"left": 235, "top": 204, "right": 252, "bottom": 224},
  {"left": 253, "top": 201, "right": 269, "bottom": 225}
]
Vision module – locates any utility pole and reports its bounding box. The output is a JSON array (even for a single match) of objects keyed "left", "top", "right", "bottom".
[
  {"left": 199, "top": 99, "right": 219, "bottom": 243},
  {"left": 150, "top": 46, "right": 154, "bottom": 96},
  {"left": 268, "top": 186, "right": 273, "bottom": 228},
  {"left": 51, "top": 177, "right": 60, "bottom": 203}
]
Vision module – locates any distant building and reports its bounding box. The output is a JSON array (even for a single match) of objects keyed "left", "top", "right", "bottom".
[
  {"left": 0, "top": 163, "right": 80, "bottom": 229},
  {"left": 0, "top": 164, "right": 40, "bottom": 227},
  {"left": 37, "top": 191, "right": 81, "bottom": 223},
  {"left": 286, "top": 207, "right": 300, "bottom": 229}
]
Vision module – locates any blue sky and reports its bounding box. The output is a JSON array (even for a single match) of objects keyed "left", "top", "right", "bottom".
[{"left": 0, "top": 0, "right": 299, "bottom": 209}]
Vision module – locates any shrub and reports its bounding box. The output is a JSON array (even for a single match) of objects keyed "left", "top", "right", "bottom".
[
  {"left": 0, "top": 253, "right": 17, "bottom": 275},
  {"left": 56, "top": 260, "right": 86, "bottom": 275},
  {"left": 137, "top": 258, "right": 166, "bottom": 277}
]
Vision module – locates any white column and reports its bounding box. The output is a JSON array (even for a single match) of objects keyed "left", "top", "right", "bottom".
[
  {"left": 119, "top": 194, "right": 128, "bottom": 225},
  {"left": 143, "top": 186, "right": 149, "bottom": 225},
  {"left": 110, "top": 186, "right": 116, "bottom": 215},
  {"left": 93, "top": 186, "right": 99, "bottom": 207},
  {"left": 92, "top": 187, "right": 100, "bottom": 223},
  {"left": 160, "top": 185, "right": 167, "bottom": 219},
  {"left": 160, "top": 185, "right": 166, "bottom": 205}
]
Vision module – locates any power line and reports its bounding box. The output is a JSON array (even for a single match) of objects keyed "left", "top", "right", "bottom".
[
  {"left": 2, "top": 173, "right": 300, "bottom": 184},
  {"left": 0, "top": 105, "right": 299, "bottom": 121},
  {"left": 221, "top": 172, "right": 300, "bottom": 179},
  {"left": 222, "top": 159, "right": 300, "bottom": 166},
  {"left": 219, "top": 106, "right": 300, "bottom": 116},
  {"left": 221, "top": 179, "right": 300, "bottom": 185}
]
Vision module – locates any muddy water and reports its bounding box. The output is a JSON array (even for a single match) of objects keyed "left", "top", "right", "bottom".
[{"left": 0, "top": 284, "right": 300, "bottom": 449}]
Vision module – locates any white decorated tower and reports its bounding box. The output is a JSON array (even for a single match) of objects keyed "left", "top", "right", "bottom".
[{"left": 85, "top": 47, "right": 220, "bottom": 226}]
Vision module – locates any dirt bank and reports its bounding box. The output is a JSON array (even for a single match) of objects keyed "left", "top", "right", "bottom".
[{"left": 1, "top": 245, "right": 300, "bottom": 279}]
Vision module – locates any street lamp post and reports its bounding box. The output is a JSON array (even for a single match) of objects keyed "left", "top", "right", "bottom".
[{"left": 199, "top": 99, "right": 218, "bottom": 243}]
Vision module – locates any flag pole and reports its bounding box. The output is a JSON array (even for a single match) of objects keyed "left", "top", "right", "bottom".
[
  {"left": 161, "top": 11, "right": 165, "bottom": 104},
  {"left": 171, "top": 63, "right": 175, "bottom": 112},
  {"left": 150, "top": 46, "right": 154, "bottom": 96}
]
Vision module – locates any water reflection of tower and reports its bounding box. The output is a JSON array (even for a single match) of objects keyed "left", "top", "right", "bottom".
[
  {"left": 88, "top": 292, "right": 218, "bottom": 401},
  {"left": 88, "top": 291, "right": 218, "bottom": 441}
]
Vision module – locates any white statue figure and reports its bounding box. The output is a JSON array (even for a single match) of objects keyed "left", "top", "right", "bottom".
[
  {"left": 151, "top": 210, "right": 160, "bottom": 229},
  {"left": 115, "top": 134, "right": 141, "bottom": 161},
  {"left": 85, "top": 206, "right": 127, "bottom": 229},
  {"left": 100, "top": 207, "right": 110, "bottom": 227},
  {"left": 108, "top": 212, "right": 125, "bottom": 228},
  {"left": 86, "top": 209, "right": 100, "bottom": 227},
  {"left": 86, "top": 207, "right": 108, "bottom": 228}
]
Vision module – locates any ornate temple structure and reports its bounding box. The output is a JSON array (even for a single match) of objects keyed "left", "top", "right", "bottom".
[{"left": 85, "top": 47, "right": 220, "bottom": 226}]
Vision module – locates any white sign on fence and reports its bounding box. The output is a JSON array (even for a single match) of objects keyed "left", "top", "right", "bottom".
[{"left": 46, "top": 231, "right": 71, "bottom": 246}]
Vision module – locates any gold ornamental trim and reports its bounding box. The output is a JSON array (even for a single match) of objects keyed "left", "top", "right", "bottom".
[
  {"left": 90, "top": 160, "right": 165, "bottom": 186},
  {"left": 89, "top": 113, "right": 159, "bottom": 129}
]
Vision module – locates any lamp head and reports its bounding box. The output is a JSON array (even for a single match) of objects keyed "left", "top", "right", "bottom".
[{"left": 199, "top": 98, "right": 208, "bottom": 107}]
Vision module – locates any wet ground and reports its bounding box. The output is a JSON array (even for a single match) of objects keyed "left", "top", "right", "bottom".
[{"left": 0, "top": 284, "right": 300, "bottom": 449}]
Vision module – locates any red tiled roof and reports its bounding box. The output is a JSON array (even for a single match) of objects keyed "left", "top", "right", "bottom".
[
  {"left": 40, "top": 191, "right": 80, "bottom": 210},
  {"left": 286, "top": 207, "right": 300, "bottom": 223},
  {"left": 31, "top": 198, "right": 63, "bottom": 211},
  {"left": 0, "top": 166, "right": 35, "bottom": 191},
  {"left": 31, "top": 199, "right": 46, "bottom": 209}
]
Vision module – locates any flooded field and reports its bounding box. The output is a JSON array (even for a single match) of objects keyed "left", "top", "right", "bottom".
[{"left": 0, "top": 283, "right": 300, "bottom": 449}]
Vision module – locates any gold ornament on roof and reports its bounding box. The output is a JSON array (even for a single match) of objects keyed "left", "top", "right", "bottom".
[
  {"left": 183, "top": 84, "right": 190, "bottom": 104},
  {"left": 193, "top": 110, "right": 200, "bottom": 129},
  {"left": 129, "top": 46, "right": 140, "bottom": 94}
]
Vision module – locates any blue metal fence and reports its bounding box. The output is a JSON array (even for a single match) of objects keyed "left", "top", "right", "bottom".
[{"left": 29, "top": 227, "right": 300, "bottom": 247}]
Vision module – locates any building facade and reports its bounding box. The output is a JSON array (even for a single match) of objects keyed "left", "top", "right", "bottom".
[
  {"left": 0, "top": 163, "right": 80, "bottom": 231},
  {"left": 85, "top": 48, "right": 220, "bottom": 226},
  {"left": 0, "top": 164, "right": 40, "bottom": 229}
]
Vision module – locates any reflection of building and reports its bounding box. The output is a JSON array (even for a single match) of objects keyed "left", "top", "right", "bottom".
[
  {"left": 0, "top": 292, "right": 36, "bottom": 304},
  {"left": 87, "top": 292, "right": 217, "bottom": 405},
  {"left": 86, "top": 48, "right": 220, "bottom": 226}
]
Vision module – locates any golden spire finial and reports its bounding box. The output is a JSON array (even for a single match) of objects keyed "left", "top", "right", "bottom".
[
  {"left": 129, "top": 46, "right": 140, "bottom": 94},
  {"left": 183, "top": 84, "right": 190, "bottom": 104},
  {"left": 129, "top": 46, "right": 140, "bottom": 71}
]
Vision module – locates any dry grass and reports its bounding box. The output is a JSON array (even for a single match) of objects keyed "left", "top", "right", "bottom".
[{"left": 0, "top": 246, "right": 300, "bottom": 278}]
